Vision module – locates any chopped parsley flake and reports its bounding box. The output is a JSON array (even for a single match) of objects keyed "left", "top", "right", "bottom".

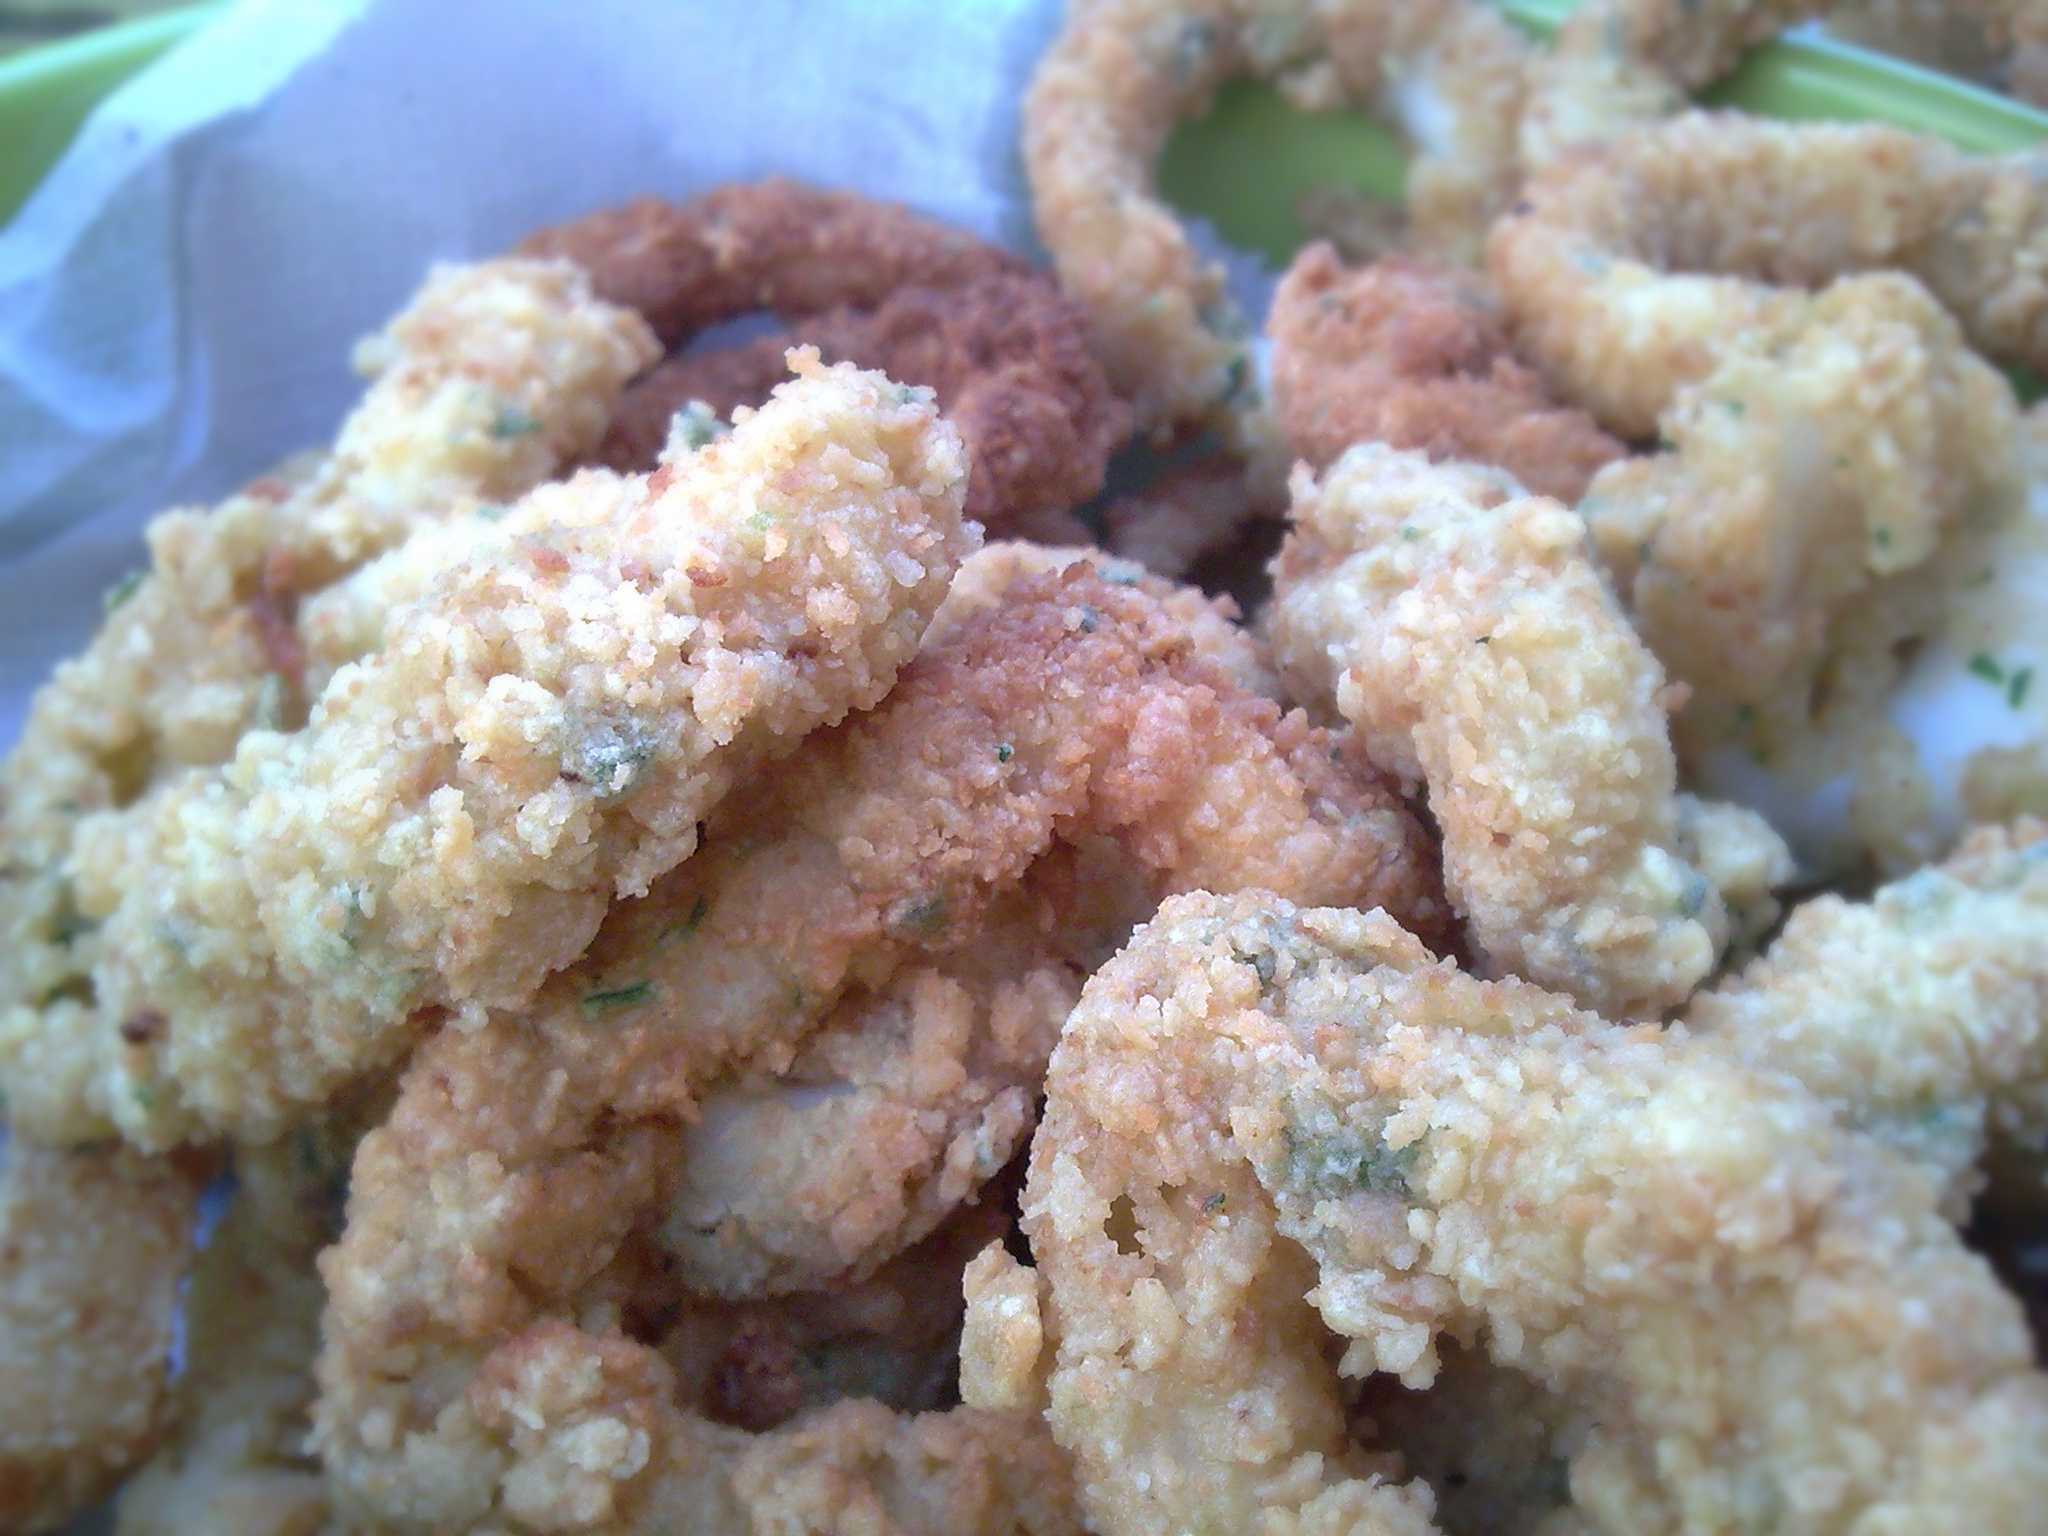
[
  {"left": 102, "top": 571, "right": 144, "bottom": 613},
  {"left": 1969, "top": 653, "right": 2007, "bottom": 685},
  {"left": 2012, "top": 667, "right": 2035, "bottom": 709},
  {"left": 488, "top": 400, "right": 540, "bottom": 439},
  {"left": 583, "top": 980, "right": 654, "bottom": 1014},
  {"left": 996, "top": 743, "right": 1013, "bottom": 763}
]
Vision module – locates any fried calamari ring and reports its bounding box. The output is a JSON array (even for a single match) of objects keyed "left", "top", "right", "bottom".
[
  {"left": 1026, "top": 0, "right": 1531, "bottom": 438},
  {"left": 3, "top": 358, "right": 972, "bottom": 1151},
  {"left": 1268, "top": 444, "right": 1788, "bottom": 1016},
  {"left": 593, "top": 270, "right": 1129, "bottom": 544},
  {"left": 0, "top": 1141, "right": 203, "bottom": 1531},
  {"left": 1268, "top": 243, "right": 1624, "bottom": 503},
  {"left": 1010, "top": 890, "right": 2048, "bottom": 1536},
  {"left": 1490, "top": 113, "right": 2046, "bottom": 437},
  {"left": 0, "top": 260, "right": 657, "bottom": 1141},
  {"left": 1687, "top": 817, "right": 2048, "bottom": 1222}
]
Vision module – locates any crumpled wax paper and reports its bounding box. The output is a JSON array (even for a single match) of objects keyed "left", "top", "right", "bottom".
[{"left": 0, "top": 0, "right": 1069, "bottom": 753}]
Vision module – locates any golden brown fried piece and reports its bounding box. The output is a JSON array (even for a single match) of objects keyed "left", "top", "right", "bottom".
[
  {"left": 0, "top": 1141, "right": 203, "bottom": 1532},
  {"left": 7, "top": 358, "right": 971, "bottom": 1152},
  {"left": 0, "top": 261, "right": 657, "bottom": 1145},
  {"left": 1001, "top": 890, "right": 2048, "bottom": 1536},
  {"left": 1026, "top": 0, "right": 1532, "bottom": 440},
  {"left": 518, "top": 181, "right": 1023, "bottom": 350},
  {"left": 1268, "top": 445, "right": 1787, "bottom": 1016},
  {"left": 524, "top": 182, "right": 1128, "bottom": 540},
  {"left": 316, "top": 951, "right": 1081, "bottom": 1533},
  {"left": 597, "top": 271, "right": 1128, "bottom": 543},
  {"left": 1269, "top": 244, "right": 1623, "bottom": 503}
]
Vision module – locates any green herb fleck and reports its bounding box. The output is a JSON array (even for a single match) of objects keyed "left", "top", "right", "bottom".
[
  {"left": 894, "top": 896, "right": 948, "bottom": 935},
  {"left": 131, "top": 1081, "right": 158, "bottom": 1113},
  {"left": 747, "top": 508, "right": 777, "bottom": 532},
  {"left": 665, "top": 401, "right": 725, "bottom": 455},
  {"left": 659, "top": 894, "right": 711, "bottom": 945},
  {"left": 475, "top": 504, "right": 509, "bottom": 523},
  {"left": 1965, "top": 569, "right": 1997, "bottom": 589},
  {"left": 488, "top": 400, "right": 540, "bottom": 439},
  {"left": 1231, "top": 944, "right": 1278, "bottom": 991},
  {"left": 583, "top": 980, "right": 654, "bottom": 1014},
  {"left": 1969, "top": 652, "right": 2007, "bottom": 685},
  {"left": 1873, "top": 527, "right": 1892, "bottom": 550},
  {"left": 1075, "top": 605, "right": 1101, "bottom": 633},
  {"left": 1202, "top": 1192, "right": 1227, "bottom": 1213},
  {"left": 1221, "top": 355, "right": 1250, "bottom": 404},
  {"left": 1284, "top": 1123, "right": 1419, "bottom": 1199},
  {"left": 2011, "top": 667, "right": 2035, "bottom": 709},
  {"left": 1678, "top": 870, "right": 1710, "bottom": 919},
  {"left": 102, "top": 570, "right": 144, "bottom": 613},
  {"left": 1720, "top": 398, "right": 1745, "bottom": 417},
  {"left": 995, "top": 743, "right": 1013, "bottom": 763},
  {"left": 1400, "top": 525, "right": 1421, "bottom": 541}
]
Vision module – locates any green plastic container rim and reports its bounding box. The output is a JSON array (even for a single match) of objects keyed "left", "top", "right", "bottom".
[{"left": 0, "top": 2, "right": 223, "bottom": 230}]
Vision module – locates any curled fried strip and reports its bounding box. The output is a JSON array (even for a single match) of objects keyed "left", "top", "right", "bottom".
[
  {"left": 1012, "top": 890, "right": 2048, "bottom": 1536},
  {"left": 595, "top": 270, "right": 1129, "bottom": 542},
  {"left": 6, "top": 359, "right": 971, "bottom": 1150},
  {"left": 0, "top": 1141, "right": 202, "bottom": 1531},
  {"left": 1491, "top": 113, "right": 2043, "bottom": 435},
  {"left": 1268, "top": 444, "right": 1785, "bottom": 1016},
  {"left": 1688, "top": 818, "right": 2048, "bottom": 1220},
  {"left": 1269, "top": 243, "right": 1623, "bottom": 503},
  {"left": 1025, "top": 0, "right": 1530, "bottom": 438}
]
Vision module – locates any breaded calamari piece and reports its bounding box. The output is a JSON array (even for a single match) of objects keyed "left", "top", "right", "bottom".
[
  {"left": 923, "top": 540, "right": 1282, "bottom": 699},
  {"left": 1269, "top": 244, "right": 1622, "bottom": 503},
  {"left": 315, "top": 949, "right": 1081, "bottom": 1533},
  {"left": 1268, "top": 445, "right": 1785, "bottom": 1015},
  {"left": 1006, "top": 890, "right": 2048, "bottom": 1536},
  {"left": 1582, "top": 271, "right": 2023, "bottom": 785},
  {"left": 1025, "top": 0, "right": 1531, "bottom": 439},
  {"left": 0, "top": 1141, "right": 203, "bottom": 1531},
  {"left": 595, "top": 270, "right": 1129, "bottom": 544},
  {"left": 1491, "top": 113, "right": 2042, "bottom": 437},
  {"left": 1687, "top": 818, "right": 2048, "bottom": 1220},
  {"left": 0, "top": 260, "right": 657, "bottom": 1142},
  {"left": 113, "top": 1106, "right": 376, "bottom": 1536},
  {"left": 8, "top": 357, "right": 972, "bottom": 1150}
]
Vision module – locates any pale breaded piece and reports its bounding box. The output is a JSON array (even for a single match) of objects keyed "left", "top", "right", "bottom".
[
  {"left": 1268, "top": 444, "right": 1786, "bottom": 1015},
  {"left": 6, "top": 356, "right": 972, "bottom": 1150},
  {"left": 0, "top": 1141, "right": 202, "bottom": 1531}
]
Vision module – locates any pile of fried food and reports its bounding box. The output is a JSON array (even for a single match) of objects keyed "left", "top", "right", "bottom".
[{"left": 9, "top": 0, "right": 2048, "bottom": 1530}]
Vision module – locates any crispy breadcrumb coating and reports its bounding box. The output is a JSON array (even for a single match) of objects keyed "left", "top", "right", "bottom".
[
  {"left": 0, "top": 1142, "right": 202, "bottom": 1531},
  {"left": 5, "top": 357, "right": 971, "bottom": 1150},
  {"left": 1268, "top": 444, "right": 1784, "bottom": 1015},
  {"left": 1009, "top": 890, "right": 2048, "bottom": 1536},
  {"left": 1025, "top": 0, "right": 1530, "bottom": 438},
  {"left": 1269, "top": 244, "right": 1622, "bottom": 503}
]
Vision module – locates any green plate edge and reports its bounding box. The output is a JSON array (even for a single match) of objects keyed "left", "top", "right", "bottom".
[
  {"left": 0, "top": 3, "right": 225, "bottom": 231},
  {"left": 1161, "top": 0, "right": 2048, "bottom": 265}
]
